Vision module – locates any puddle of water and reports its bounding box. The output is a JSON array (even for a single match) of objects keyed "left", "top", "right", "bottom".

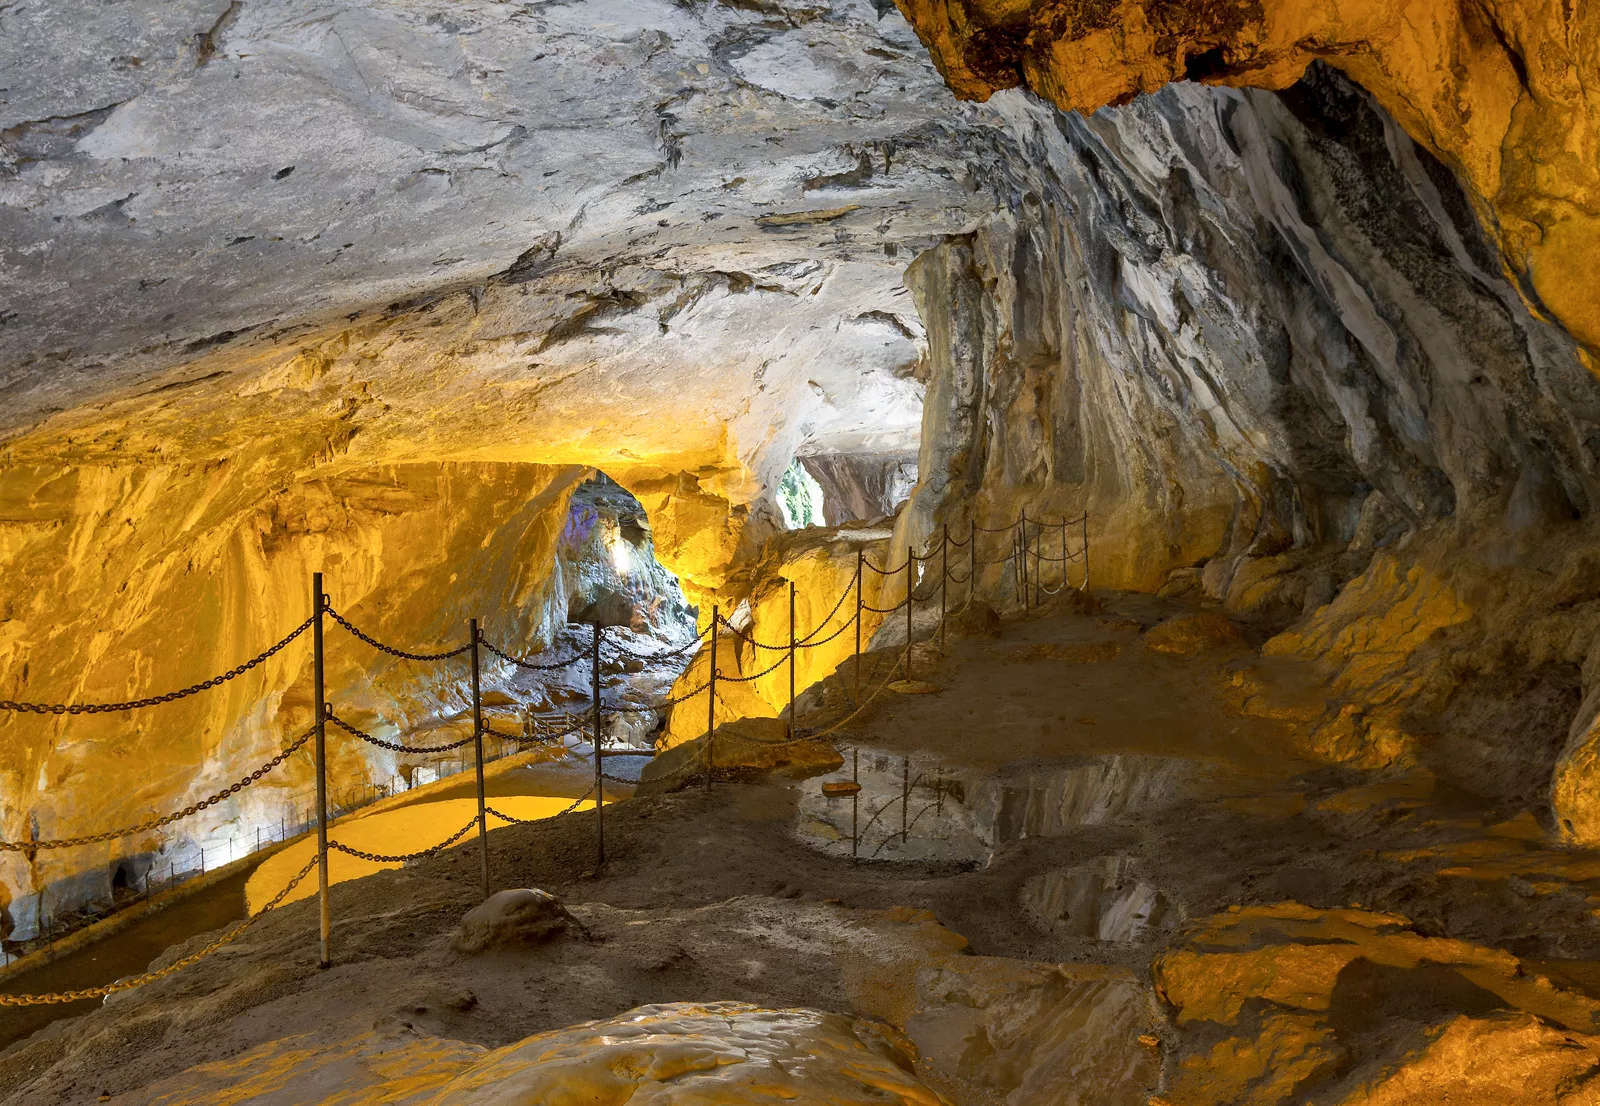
[
  {"left": 1021, "top": 857, "right": 1178, "bottom": 941},
  {"left": 795, "top": 749, "right": 1192, "bottom": 864}
]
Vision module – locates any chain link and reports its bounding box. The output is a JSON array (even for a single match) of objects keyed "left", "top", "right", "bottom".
[
  {"left": 327, "top": 817, "right": 479, "bottom": 863},
  {"left": 1, "top": 726, "right": 316, "bottom": 852},
  {"left": 479, "top": 638, "right": 582, "bottom": 671},
  {"left": 487, "top": 786, "right": 595, "bottom": 825},
  {"left": 0, "top": 853, "right": 320, "bottom": 1006},
  {"left": 710, "top": 650, "right": 793, "bottom": 685},
  {"left": 326, "top": 713, "right": 476, "bottom": 754},
  {"left": 325, "top": 607, "right": 470, "bottom": 662},
  {"left": 0, "top": 616, "right": 315, "bottom": 716},
  {"left": 609, "top": 623, "right": 711, "bottom": 663},
  {"left": 607, "top": 680, "right": 710, "bottom": 713}
]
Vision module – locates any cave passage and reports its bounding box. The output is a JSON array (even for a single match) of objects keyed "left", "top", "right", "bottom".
[{"left": 5, "top": 0, "right": 1600, "bottom": 1103}]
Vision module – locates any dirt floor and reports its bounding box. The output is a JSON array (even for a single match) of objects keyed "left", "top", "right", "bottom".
[{"left": 5, "top": 591, "right": 1600, "bottom": 1104}]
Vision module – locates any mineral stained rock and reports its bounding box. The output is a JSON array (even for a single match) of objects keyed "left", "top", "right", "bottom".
[
  {"left": 892, "top": 0, "right": 1600, "bottom": 358},
  {"left": 452, "top": 888, "right": 571, "bottom": 954}
]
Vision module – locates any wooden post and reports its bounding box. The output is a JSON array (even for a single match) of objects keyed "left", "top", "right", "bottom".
[
  {"left": 470, "top": 618, "right": 488, "bottom": 898},
  {"left": 853, "top": 552, "right": 864, "bottom": 706},
  {"left": 592, "top": 622, "right": 604, "bottom": 867},
  {"left": 706, "top": 605, "right": 718, "bottom": 790},
  {"left": 312, "top": 572, "right": 331, "bottom": 970},
  {"left": 788, "top": 580, "right": 796, "bottom": 736}
]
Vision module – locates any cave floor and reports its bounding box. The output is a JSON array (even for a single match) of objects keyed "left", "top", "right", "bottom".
[{"left": 5, "top": 593, "right": 1600, "bottom": 1104}]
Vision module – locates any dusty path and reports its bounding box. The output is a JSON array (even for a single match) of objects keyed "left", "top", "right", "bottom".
[{"left": 5, "top": 592, "right": 1600, "bottom": 1104}]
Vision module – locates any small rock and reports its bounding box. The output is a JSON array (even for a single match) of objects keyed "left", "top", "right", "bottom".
[
  {"left": 1142, "top": 611, "right": 1247, "bottom": 657},
  {"left": 480, "top": 690, "right": 519, "bottom": 708},
  {"left": 452, "top": 889, "right": 571, "bottom": 954},
  {"left": 950, "top": 601, "right": 1002, "bottom": 638}
]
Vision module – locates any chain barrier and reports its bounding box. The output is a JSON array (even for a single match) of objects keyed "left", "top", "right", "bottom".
[
  {"left": 327, "top": 713, "right": 476, "bottom": 755},
  {"left": 609, "top": 622, "right": 712, "bottom": 663},
  {"left": 327, "top": 817, "right": 479, "bottom": 864},
  {"left": 480, "top": 637, "right": 583, "bottom": 671},
  {"left": 0, "top": 726, "right": 316, "bottom": 852},
  {"left": 0, "top": 853, "right": 321, "bottom": 1007},
  {"left": 487, "top": 787, "right": 595, "bottom": 825},
  {"left": 0, "top": 615, "right": 316, "bottom": 716},
  {"left": 4, "top": 508, "right": 1088, "bottom": 994},
  {"left": 325, "top": 607, "right": 471, "bottom": 662},
  {"left": 607, "top": 679, "right": 710, "bottom": 713}
]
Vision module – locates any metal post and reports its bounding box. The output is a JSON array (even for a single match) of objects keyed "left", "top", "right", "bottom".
[
  {"left": 312, "top": 571, "right": 331, "bottom": 970},
  {"left": 1034, "top": 516, "right": 1043, "bottom": 609},
  {"left": 706, "top": 605, "right": 718, "bottom": 790},
  {"left": 940, "top": 524, "right": 949, "bottom": 651},
  {"left": 592, "top": 622, "right": 604, "bottom": 867},
  {"left": 470, "top": 618, "right": 488, "bottom": 898},
  {"left": 1062, "top": 516, "right": 1069, "bottom": 594},
  {"left": 969, "top": 519, "right": 977, "bottom": 606},
  {"left": 1020, "top": 509, "right": 1029, "bottom": 610},
  {"left": 788, "top": 580, "right": 796, "bottom": 736},
  {"left": 901, "top": 756, "right": 910, "bottom": 842},
  {"left": 903, "top": 553, "right": 913, "bottom": 681},
  {"left": 853, "top": 552, "right": 864, "bottom": 707},
  {"left": 851, "top": 747, "right": 859, "bottom": 860},
  {"left": 1082, "top": 513, "right": 1091, "bottom": 592}
]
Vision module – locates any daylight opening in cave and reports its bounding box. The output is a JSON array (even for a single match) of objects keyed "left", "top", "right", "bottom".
[{"left": 5, "top": 0, "right": 1600, "bottom": 1101}]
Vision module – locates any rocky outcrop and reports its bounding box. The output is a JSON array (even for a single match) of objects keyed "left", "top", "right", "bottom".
[
  {"left": 889, "top": 64, "right": 1600, "bottom": 836},
  {"left": 893, "top": 0, "right": 1600, "bottom": 359}
]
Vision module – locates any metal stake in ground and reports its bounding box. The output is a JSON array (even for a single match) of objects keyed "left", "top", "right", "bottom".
[
  {"left": 1020, "top": 508, "right": 1029, "bottom": 610},
  {"left": 470, "top": 617, "right": 488, "bottom": 899},
  {"left": 968, "top": 519, "right": 977, "bottom": 606},
  {"left": 940, "top": 524, "right": 949, "bottom": 650},
  {"left": 707, "top": 605, "right": 718, "bottom": 790},
  {"left": 1081, "top": 513, "right": 1091, "bottom": 592},
  {"left": 851, "top": 747, "right": 859, "bottom": 861},
  {"left": 592, "top": 622, "right": 604, "bottom": 867},
  {"left": 312, "top": 571, "right": 331, "bottom": 970},
  {"left": 788, "top": 580, "right": 796, "bottom": 737},
  {"left": 903, "top": 553, "right": 913, "bottom": 681},
  {"left": 853, "top": 552, "right": 864, "bottom": 706}
]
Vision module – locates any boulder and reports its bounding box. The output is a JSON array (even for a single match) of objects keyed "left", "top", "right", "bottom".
[
  {"left": 949, "top": 601, "right": 1002, "bottom": 639},
  {"left": 1143, "top": 612, "right": 1248, "bottom": 657},
  {"left": 637, "top": 717, "right": 843, "bottom": 796},
  {"left": 452, "top": 889, "right": 571, "bottom": 954}
]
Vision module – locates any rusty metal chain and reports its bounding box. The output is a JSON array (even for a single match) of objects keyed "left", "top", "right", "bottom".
[
  {"left": 861, "top": 557, "right": 909, "bottom": 576},
  {"left": 0, "top": 853, "right": 321, "bottom": 1006},
  {"left": 479, "top": 637, "right": 582, "bottom": 671},
  {"left": 1, "top": 726, "right": 316, "bottom": 852},
  {"left": 327, "top": 817, "right": 479, "bottom": 863},
  {"left": 718, "top": 576, "right": 857, "bottom": 652},
  {"left": 607, "top": 680, "right": 710, "bottom": 713},
  {"left": 0, "top": 615, "right": 315, "bottom": 716},
  {"left": 325, "top": 607, "right": 470, "bottom": 662},
  {"left": 609, "top": 622, "right": 711, "bottom": 663},
  {"left": 326, "top": 713, "right": 476, "bottom": 754},
  {"left": 487, "top": 786, "right": 595, "bottom": 825},
  {"left": 709, "top": 649, "right": 793, "bottom": 685}
]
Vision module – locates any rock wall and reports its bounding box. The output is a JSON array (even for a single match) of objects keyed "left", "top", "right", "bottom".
[
  {"left": 0, "top": 458, "right": 585, "bottom": 940},
  {"left": 892, "top": 68, "right": 1600, "bottom": 832},
  {"left": 894, "top": 0, "right": 1600, "bottom": 359}
]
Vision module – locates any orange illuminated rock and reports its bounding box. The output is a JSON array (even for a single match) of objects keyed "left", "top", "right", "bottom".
[
  {"left": 1143, "top": 613, "right": 1248, "bottom": 658},
  {"left": 894, "top": 0, "right": 1600, "bottom": 357}
]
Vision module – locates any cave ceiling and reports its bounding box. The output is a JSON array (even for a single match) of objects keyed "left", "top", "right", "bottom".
[{"left": 0, "top": 0, "right": 1026, "bottom": 496}]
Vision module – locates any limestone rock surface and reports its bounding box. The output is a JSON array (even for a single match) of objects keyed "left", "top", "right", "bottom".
[
  {"left": 893, "top": 0, "right": 1600, "bottom": 357},
  {"left": 452, "top": 888, "right": 571, "bottom": 955}
]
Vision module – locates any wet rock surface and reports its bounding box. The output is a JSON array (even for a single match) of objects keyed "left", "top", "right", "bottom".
[
  {"left": 451, "top": 889, "right": 571, "bottom": 955},
  {"left": 12, "top": 599, "right": 1600, "bottom": 1105}
]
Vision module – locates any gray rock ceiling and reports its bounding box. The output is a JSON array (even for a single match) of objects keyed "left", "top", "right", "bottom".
[{"left": 0, "top": 0, "right": 1033, "bottom": 480}]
